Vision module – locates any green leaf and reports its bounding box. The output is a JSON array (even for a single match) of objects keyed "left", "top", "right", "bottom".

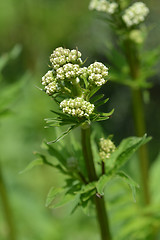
[
  {"left": 19, "top": 159, "right": 43, "bottom": 174},
  {"left": 81, "top": 188, "right": 96, "bottom": 202},
  {"left": 76, "top": 182, "right": 96, "bottom": 194},
  {"left": 45, "top": 187, "right": 64, "bottom": 207},
  {"left": 82, "top": 76, "right": 89, "bottom": 89},
  {"left": 94, "top": 98, "right": 109, "bottom": 107},
  {"left": 96, "top": 174, "right": 113, "bottom": 195},
  {"left": 116, "top": 171, "right": 139, "bottom": 202},
  {"left": 81, "top": 199, "right": 95, "bottom": 216},
  {"left": 49, "top": 184, "right": 81, "bottom": 212},
  {"left": 100, "top": 108, "right": 114, "bottom": 117},
  {"left": 149, "top": 152, "right": 160, "bottom": 203},
  {"left": 51, "top": 192, "right": 80, "bottom": 210},
  {"left": 90, "top": 94, "right": 104, "bottom": 103},
  {"left": 47, "top": 124, "right": 79, "bottom": 144},
  {"left": 34, "top": 151, "right": 69, "bottom": 175},
  {"left": 110, "top": 134, "right": 151, "bottom": 171},
  {"left": 41, "top": 141, "right": 67, "bottom": 167},
  {"left": 95, "top": 116, "right": 110, "bottom": 122},
  {"left": 86, "top": 86, "right": 101, "bottom": 101}
]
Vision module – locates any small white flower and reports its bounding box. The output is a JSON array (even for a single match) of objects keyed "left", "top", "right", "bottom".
[
  {"left": 87, "top": 62, "right": 108, "bottom": 86},
  {"left": 89, "top": 0, "right": 118, "bottom": 14},
  {"left": 122, "top": 2, "right": 149, "bottom": 27},
  {"left": 60, "top": 98, "right": 95, "bottom": 118},
  {"left": 50, "top": 47, "right": 82, "bottom": 69},
  {"left": 56, "top": 63, "right": 84, "bottom": 81},
  {"left": 42, "top": 70, "right": 58, "bottom": 95}
]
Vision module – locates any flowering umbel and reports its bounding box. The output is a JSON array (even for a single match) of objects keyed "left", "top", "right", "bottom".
[
  {"left": 122, "top": 2, "right": 149, "bottom": 27},
  {"left": 89, "top": 0, "right": 118, "bottom": 14},
  {"left": 60, "top": 98, "right": 94, "bottom": 118},
  {"left": 41, "top": 47, "right": 113, "bottom": 144},
  {"left": 41, "top": 47, "right": 112, "bottom": 125}
]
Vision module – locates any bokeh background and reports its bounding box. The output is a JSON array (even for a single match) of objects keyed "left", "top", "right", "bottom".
[{"left": 0, "top": 0, "right": 160, "bottom": 239}]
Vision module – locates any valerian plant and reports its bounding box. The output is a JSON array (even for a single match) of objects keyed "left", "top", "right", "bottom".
[
  {"left": 88, "top": 0, "right": 160, "bottom": 239},
  {"left": 88, "top": 0, "right": 159, "bottom": 205},
  {"left": 22, "top": 47, "right": 152, "bottom": 240}
]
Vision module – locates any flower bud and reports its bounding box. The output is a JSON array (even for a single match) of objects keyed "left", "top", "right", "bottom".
[{"left": 99, "top": 138, "right": 116, "bottom": 161}]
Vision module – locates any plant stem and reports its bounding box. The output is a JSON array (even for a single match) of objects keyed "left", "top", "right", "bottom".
[
  {"left": 0, "top": 164, "right": 17, "bottom": 240},
  {"left": 81, "top": 123, "right": 112, "bottom": 240},
  {"left": 72, "top": 78, "right": 82, "bottom": 97},
  {"left": 124, "top": 39, "right": 150, "bottom": 204}
]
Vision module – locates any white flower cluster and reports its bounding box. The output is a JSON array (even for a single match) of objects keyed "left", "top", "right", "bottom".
[
  {"left": 89, "top": 0, "right": 118, "bottom": 14},
  {"left": 99, "top": 138, "right": 116, "bottom": 160},
  {"left": 122, "top": 2, "right": 149, "bottom": 27},
  {"left": 42, "top": 47, "right": 109, "bottom": 97},
  {"left": 50, "top": 47, "right": 82, "bottom": 70},
  {"left": 88, "top": 62, "right": 108, "bottom": 86},
  {"left": 60, "top": 97, "right": 94, "bottom": 118},
  {"left": 56, "top": 63, "right": 84, "bottom": 80},
  {"left": 41, "top": 70, "right": 58, "bottom": 95}
]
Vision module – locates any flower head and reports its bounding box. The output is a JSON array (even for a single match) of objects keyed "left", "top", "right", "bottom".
[
  {"left": 99, "top": 138, "right": 116, "bottom": 161},
  {"left": 89, "top": 0, "right": 118, "bottom": 14},
  {"left": 122, "top": 2, "right": 149, "bottom": 27},
  {"left": 50, "top": 47, "right": 82, "bottom": 70},
  {"left": 56, "top": 63, "right": 84, "bottom": 81},
  {"left": 60, "top": 97, "right": 95, "bottom": 118},
  {"left": 41, "top": 48, "right": 109, "bottom": 103},
  {"left": 42, "top": 70, "right": 58, "bottom": 95},
  {"left": 87, "top": 62, "right": 108, "bottom": 86}
]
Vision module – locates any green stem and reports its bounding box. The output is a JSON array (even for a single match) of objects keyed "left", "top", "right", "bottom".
[
  {"left": 72, "top": 78, "right": 82, "bottom": 97},
  {"left": 81, "top": 123, "right": 112, "bottom": 240},
  {"left": 0, "top": 164, "right": 17, "bottom": 240},
  {"left": 124, "top": 39, "right": 150, "bottom": 204}
]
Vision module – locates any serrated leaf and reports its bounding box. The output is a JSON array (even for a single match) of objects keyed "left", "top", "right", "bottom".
[
  {"left": 96, "top": 174, "right": 113, "bottom": 195},
  {"left": 45, "top": 187, "right": 64, "bottom": 207},
  {"left": 19, "top": 159, "right": 43, "bottom": 174},
  {"left": 110, "top": 134, "right": 152, "bottom": 171},
  {"left": 116, "top": 171, "right": 139, "bottom": 202}
]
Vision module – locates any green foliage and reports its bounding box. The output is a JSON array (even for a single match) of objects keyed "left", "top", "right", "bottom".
[
  {"left": 108, "top": 134, "right": 152, "bottom": 172},
  {"left": 21, "top": 132, "right": 150, "bottom": 223},
  {"left": 0, "top": 46, "right": 28, "bottom": 118},
  {"left": 1, "top": 1, "right": 159, "bottom": 239}
]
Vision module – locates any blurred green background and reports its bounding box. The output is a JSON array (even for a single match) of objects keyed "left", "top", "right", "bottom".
[{"left": 0, "top": 0, "right": 160, "bottom": 239}]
